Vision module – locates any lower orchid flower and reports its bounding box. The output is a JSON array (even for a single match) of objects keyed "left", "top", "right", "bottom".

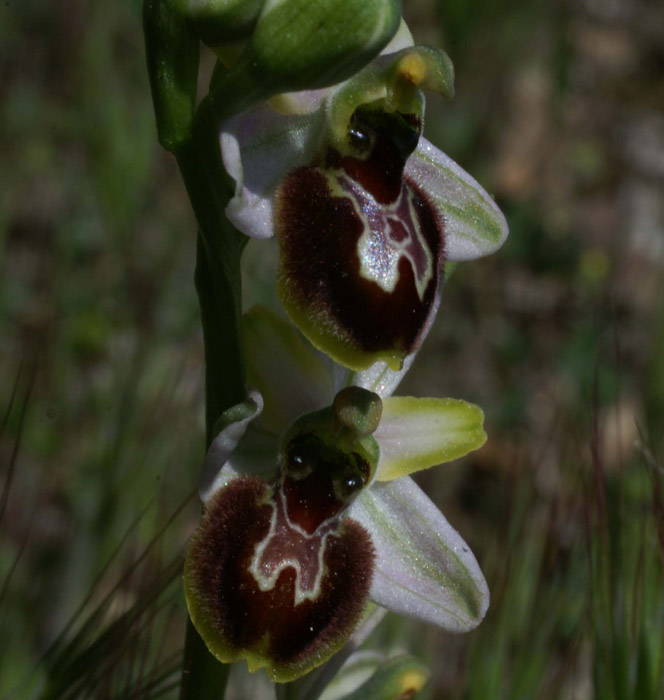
[
  {"left": 220, "top": 22, "right": 508, "bottom": 372},
  {"left": 185, "top": 306, "right": 490, "bottom": 682}
]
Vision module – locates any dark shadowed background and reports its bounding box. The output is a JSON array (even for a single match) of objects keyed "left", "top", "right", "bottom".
[{"left": 1, "top": 0, "right": 663, "bottom": 697}]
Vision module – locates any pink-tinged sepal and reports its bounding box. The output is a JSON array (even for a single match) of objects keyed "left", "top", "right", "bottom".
[{"left": 348, "top": 477, "right": 489, "bottom": 632}]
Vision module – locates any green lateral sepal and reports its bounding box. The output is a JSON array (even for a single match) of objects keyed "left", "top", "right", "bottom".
[{"left": 374, "top": 397, "right": 486, "bottom": 481}]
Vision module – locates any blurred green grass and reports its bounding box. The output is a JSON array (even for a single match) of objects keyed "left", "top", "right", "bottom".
[{"left": 1, "top": 0, "right": 664, "bottom": 697}]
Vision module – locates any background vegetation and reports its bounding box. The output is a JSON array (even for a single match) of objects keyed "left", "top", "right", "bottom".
[{"left": 1, "top": 0, "right": 663, "bottom": 697}]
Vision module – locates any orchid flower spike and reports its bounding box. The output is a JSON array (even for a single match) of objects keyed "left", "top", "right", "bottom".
[
  {"left": 221, "top": 22, "right": 508, "bottom": 371},
  {"left": 185, "top": 306, "right": 490, "bottom": 682}
]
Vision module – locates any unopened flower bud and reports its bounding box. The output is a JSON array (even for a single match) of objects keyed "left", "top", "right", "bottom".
[{"left": 208, "top": 0, "right": 403, "bottom": 115}]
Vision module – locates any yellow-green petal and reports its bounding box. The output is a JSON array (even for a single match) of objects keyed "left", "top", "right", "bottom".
[{"left": 374, "top": 397, "right": 486, "bottom": 481}]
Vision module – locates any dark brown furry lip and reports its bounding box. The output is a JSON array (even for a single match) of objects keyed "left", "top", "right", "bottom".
[
  {"left": 185, "top": 475, "right": 375, "bottom": 677},
  {"left": 276, "top": 160, "right": 444, "bottom": 364}
]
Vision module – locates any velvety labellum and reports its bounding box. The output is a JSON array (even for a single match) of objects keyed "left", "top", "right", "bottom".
[
  {"left": 185, "top": 475, "right": 374, "bottom": 682},
  {"left": 276, "top": 110, "right": 444, "bottom": 371},
  {"left": 250, "top": 431, "right": 372, "bottom": 604}
]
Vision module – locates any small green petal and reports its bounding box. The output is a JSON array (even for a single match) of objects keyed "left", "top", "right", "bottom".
[
  {"left": 374, "top": 397, "right": 486, "bottom": 481},
  {"left": 387, "top": 45, "right": 454, "bottom": 99}
]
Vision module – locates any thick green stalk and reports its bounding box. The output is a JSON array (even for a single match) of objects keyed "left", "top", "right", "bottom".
[
  {"left": 174, "top": 99, "right": 247, "bottom": 700},
  {"left": 176, "top": 101, "right": 248, "bottom": 435}
]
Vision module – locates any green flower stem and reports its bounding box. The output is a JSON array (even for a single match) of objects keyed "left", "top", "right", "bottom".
[
  {"left": 175, "top": 102, "right": 248, "bottom": 439},
  {"left": 173, "top": 99, "right": 248, "bottom": 699}
]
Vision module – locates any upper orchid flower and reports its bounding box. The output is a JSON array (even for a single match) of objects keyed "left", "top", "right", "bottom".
[
  {"left": 220, "top": 22, "right": 508, "bottom": 371},
  {"left": 185, "top": 306, "right": 489, "bottom": 682}
]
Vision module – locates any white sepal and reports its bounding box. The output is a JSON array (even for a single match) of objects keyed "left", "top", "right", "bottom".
[
  {"left": 348, "top": 477, "right": 489, "bottom": 632},
  {"left": 220, "top": 106, "right": 325, "bottom": 239}
]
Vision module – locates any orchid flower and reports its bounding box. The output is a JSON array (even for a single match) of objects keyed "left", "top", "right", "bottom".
[
  {"left": 219, "top": 22, "right": 508, "bottom": 372},
  {"left": 184, "top": 306, "right": 489, "bottom": 682}
]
